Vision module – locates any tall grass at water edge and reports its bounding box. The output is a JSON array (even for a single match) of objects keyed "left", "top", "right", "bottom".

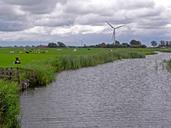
[
  {"left": 23, "top": 50, "right": 145, "bottom": 87},
  {"left": 0, "top": 80, "right": 19, "bottom": 128}
]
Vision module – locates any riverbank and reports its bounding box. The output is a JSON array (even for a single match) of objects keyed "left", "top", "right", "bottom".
[
  {"left": 160, "top": 49, "right": 171, "bottom": 70},
  {"left": 23, "top": 49, "right": 154, "bottom": 87},
  {"left": 0, "top": 48, "right": 157, "bottom": 127}
]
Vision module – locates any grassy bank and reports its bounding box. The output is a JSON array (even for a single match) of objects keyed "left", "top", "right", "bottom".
[
  {"left": 157, "top": 48, "right": 171, "bottom": 53},
  {"left": 0, "top": 80, "right": 19, "bottom": 128},
  {"left": 23, "top": 49, "right": 154, "bottom": 87},
  {"left": 157, "top": 49, "right": 171, "bottom": 71}
]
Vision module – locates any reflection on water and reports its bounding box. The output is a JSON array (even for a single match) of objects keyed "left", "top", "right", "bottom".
[{"left": 20, "top": 53, "right": 171, "bottom": 128}]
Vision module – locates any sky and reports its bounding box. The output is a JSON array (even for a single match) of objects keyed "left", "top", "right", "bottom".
[{"left": 0, "top": 0, "right": 171, "bottom": 46}]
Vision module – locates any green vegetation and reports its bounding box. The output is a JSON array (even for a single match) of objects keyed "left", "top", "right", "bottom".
[
  {"left": 0, "top": 80, "right": 19, "bottom": 128},
  {"left": 157, "top": 49, "right": 171, "bottom": 70},
  {"left": 18, "top": 48, "right": 155, "bottom": 87},
  {"left": 0, "top": 47, "right": 159, "bottom": 127},
  {"left": 157, "top": 48, "right": 171, "bottom": 53},
  {"left": 167, "top": 59, "right": 171, "bottom": 70},
  {"left": 0, "top": 48, "right": 157, "bottom": 87},
  {"left": 0, "top": 48, "right": 155, "bottom": 67}
]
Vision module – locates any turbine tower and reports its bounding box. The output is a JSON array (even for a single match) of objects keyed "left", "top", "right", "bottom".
[{"left": 106, "top": 22, "right": 125, "bottom": 45}]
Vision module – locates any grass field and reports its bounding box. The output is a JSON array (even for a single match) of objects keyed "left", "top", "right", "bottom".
[
  {"left": 0, "top": 47, "right": 158, "bottom": 87},
  {"left": 0, "top": 48, "right": 156, "bottom": 67}
]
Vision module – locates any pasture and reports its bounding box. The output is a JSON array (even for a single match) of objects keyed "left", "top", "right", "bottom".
[{"left": 0, "top": 47, "right": 156, "bottom": 67}]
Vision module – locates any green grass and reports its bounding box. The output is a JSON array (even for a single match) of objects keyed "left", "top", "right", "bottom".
[
  {"left": 0, "top": 48, "right": 110, "bottom": 67},
  {"left": 0, "top": 80, "right": 19, "bottom": 128},
  {"left": 19, "top": 48, "right": 155, "bottom": 87},
  {"left": 157, "top": 48, "right": 171, "bottom": 53},
  {"left": 167, "top": 59, "right": 171, "bottom": 70},
  {"left": 0, "top": 48, "right": 156, "bottom": 67},
  {"left": 0, "top": 48, "right": 157, "bottom": 87}
]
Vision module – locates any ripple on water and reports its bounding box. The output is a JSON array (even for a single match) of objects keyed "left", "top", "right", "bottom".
[{"left": 20, "top": 53, "right": 171, "bottom": 128}]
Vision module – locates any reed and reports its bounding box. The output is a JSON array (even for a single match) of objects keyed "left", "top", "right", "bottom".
[
  {"left": 0, "top": 80, "right": 19, "bottom": 128},
  {"left": 20, "top": 50, "right": 146, "bottom": 86},
  {"left": 57, "top": 51, "right": 145, "bottom": 70}
]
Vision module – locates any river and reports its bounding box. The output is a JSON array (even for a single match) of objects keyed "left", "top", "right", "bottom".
[{"left": 20, "top": 53, "right": 171, "bottom": 128}]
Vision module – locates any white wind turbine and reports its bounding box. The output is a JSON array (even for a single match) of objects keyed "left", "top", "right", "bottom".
[{"left": 106, "top": 22, "right": 125, "bottom": 44}]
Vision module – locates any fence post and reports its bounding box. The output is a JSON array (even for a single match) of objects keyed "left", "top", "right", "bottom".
[
  {"left": 9, "top": 67, "right": 12, "bottom": 80},
  {"left": 16, "top": 67, "right": 20, "bottom": 84}
]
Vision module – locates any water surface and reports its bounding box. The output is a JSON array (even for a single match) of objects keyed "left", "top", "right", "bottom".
[{"left": 20, "top": 53, "right": 171, "bottom": 128}]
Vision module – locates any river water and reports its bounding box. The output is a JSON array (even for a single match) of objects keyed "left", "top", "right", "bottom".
[{"left": 20, "top": 53, "right": 171, "bottom": 128}]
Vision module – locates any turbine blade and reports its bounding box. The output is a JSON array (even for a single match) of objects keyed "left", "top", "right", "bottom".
[
  {"left": 106, "top": 21, "right": 114, "bottom": 28},
  {"left": 115, "top": 25, "right": 125, "bottom": 29}
]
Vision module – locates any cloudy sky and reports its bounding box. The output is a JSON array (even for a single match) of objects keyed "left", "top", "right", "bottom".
[{"left": 0, "top": 0, "right": 171, "bottom": 46}]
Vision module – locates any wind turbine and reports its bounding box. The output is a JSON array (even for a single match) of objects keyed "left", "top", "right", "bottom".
[{"left": 106, "top": 22, "right": 125, "bottom": 45}]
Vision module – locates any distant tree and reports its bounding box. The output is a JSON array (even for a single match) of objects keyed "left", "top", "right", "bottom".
[
  {"left": 151, "top": 41, "right": 158, "bottom": 47},
  {"left": 99, "top": 42, "right": 106, "bottom": 48},
  {"left": 106, "top": 43, "right": 114, "bottom": 48},
  {"left": 169, "top": 41, "right": 171, "bottom": 47},
  {"left": 115, "top": 40, "right": 120, "bottom": 45},
  {"left": 122, "top": 43, "right": 130, "bottom": 48},
  {"left": 48, "top": 42, "right": 57, "bottom": 48},
  {"left": 57, "top": 42, "right": 66, "bottom": 47},
  {"left": 141, "top": 44, "right": 147, "bottom": 48},
  {"left": 130, "top": 40, "right": 141, "bottom": 46},
  {"left": 166, "top": 41, "right": 169, "bottom": 47},
  {"left": 159, "top": 40, "right": 166, "bottom": 47}
]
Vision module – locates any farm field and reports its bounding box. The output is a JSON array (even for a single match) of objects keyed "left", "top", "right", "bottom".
[{"left": 0, "top": 47, "right": 156, "bottom": 67}]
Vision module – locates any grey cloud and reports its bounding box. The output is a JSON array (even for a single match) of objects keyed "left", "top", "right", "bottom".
[
  {"left": 117, "top": 0, "right": 155, "bottom": 10},
  {"left": 2, "top": 0, "right": 66, "bottom": 5},
  {"left": 64, "top": 0, "right": 116, "bottom": 16},
  {"left": 2, "top": 0, "right": 67, "bottom": 14},
  {"left": 0, "top": 20, "right": 30, "bottom": 31},
  {"left": 0, "top": 1, "right": 32, "bottom": 31},
  {"left": 34, "top": 13, "right": 74, "bottom": 27},
  {"left": 0, "top": 0, "right": 170, "bottom": 44},
  {"left": 21, "top": 3, "right": 56, "bottom": 14},
  {"left": 0, "top": 2, "right": 25, "bottom": 21}
]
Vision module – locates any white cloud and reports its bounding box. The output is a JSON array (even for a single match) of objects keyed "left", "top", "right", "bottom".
[
  {"left": 0, "top": 0, "right": 171, "bottom": 44},
  {"left": 50, "top": 25, "right": 106, "bottom": 36}
]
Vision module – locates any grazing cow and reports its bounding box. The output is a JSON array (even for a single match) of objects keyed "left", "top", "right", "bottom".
[{"left": 15, "top": 57, "right": 21, "bottom": 64}]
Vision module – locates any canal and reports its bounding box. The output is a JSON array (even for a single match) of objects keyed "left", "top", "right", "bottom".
[{"left": 20, "top": 53, "right": 171, "bottom": 128}]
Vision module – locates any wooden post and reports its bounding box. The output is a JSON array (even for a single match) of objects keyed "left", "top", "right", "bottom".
[
  {"left": 9, "top": 67, "right": 12, "bottom": 80},
  {"left": 16, "top": 67, "right": 20, "bottom": 84}
]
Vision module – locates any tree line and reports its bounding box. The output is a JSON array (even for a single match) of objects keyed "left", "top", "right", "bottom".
[
  {"left": 151, "top": 40, "right": 171, "bottom": 48},
  {"left": 86, "top": 40, "right": 147, "bottom": 48},
  {"left": 46, "top": 40, "right": 171, "bottom": 48}
]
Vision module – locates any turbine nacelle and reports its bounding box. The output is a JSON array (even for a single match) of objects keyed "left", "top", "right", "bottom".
[{"left": 106, "top": 21, "right": 125, "bottom": 30}]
